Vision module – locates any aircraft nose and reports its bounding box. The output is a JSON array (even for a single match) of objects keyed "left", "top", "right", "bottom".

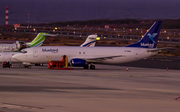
[{"left": 12, "top": 53, "right": 23, "bottom": 61}]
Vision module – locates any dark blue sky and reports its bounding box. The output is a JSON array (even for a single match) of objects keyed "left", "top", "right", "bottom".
[{"left": 0, "top": 0, "right": 180, "bottom": 24}]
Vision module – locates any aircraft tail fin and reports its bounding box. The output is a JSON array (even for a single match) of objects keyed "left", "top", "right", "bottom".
[
  {"left": 28, "top": 33, "right": 55, "bottom": 47},
  {"left": 80, "top": 35, "right": 97, "bottom": 47},
  {"left": 126, "top": 21, "right": 162, "bottom": 48}
]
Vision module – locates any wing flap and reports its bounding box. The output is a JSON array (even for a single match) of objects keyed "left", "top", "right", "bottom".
[{"left": 85, "top": 55, "right": 125, "bottom": 62}]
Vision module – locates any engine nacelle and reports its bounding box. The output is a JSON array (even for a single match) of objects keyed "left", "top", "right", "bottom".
[{"left": 71, "top": 58, "right": 87, "bottom": 67}]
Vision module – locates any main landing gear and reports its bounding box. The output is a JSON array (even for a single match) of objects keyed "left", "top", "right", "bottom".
[
  {"left": 84, "top": 64, "right": 95, "bottom": 69},
  {"left": 23, "top": 65, "right": 31, "bottom": 69},
  {"left": 19, "top": 62, "right": 31, "bottom": 69}
]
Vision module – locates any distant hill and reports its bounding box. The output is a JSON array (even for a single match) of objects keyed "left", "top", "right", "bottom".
[{"left": 29, "top": 19, "right": 180, "bottom": 29}]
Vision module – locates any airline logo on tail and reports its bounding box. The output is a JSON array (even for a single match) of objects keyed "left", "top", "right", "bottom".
[
  {"left": 28, "top": 33, "right": 55, "bottom": 47},
  {"left": 147, "top": 33, "right": 157, "bottom": 43},
  {"left": 125, "top": 21, "right": 162, "bottom": 48},
  {"left": 80, "top": 35, "right": 97, "bottom": 47},
  {"left": 82, "top": 41, "right": 96, "bottom": 47},
  {"left": 140, "top": 43, "right": 155, "bottom": 48},
  {"left": 140, "top": 33, "right": 158, "bottom": 48}
]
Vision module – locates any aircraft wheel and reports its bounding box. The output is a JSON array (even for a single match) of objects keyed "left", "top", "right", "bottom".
[
  {"left": 90, "top": 65, "right": 95, "bottom": 69},
  {"left": 28, "top": 65, "right": 31, "bottom": 69},
  {"left": 84, "top": 64, "right": 89, "bottom": 69}
]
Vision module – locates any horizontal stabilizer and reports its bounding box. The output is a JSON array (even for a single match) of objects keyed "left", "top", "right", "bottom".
[{"left": 147, "top": 47, "right": 172, "bottom": 52}]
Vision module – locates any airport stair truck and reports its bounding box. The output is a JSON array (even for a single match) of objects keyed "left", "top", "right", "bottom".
[{"left": 48, "top": 55, "right": 73, "bottom": 70}]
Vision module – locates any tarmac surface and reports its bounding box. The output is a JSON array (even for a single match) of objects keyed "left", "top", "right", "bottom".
[
  {"left": 0, "top": 62, "right": 180, "bottom": 112},
  {"left": 118, "top": 55, "right": 180, "bottom": 70}
]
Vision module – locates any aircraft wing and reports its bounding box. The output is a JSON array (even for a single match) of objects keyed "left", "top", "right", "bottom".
[
  {"left": 147, "top": 47, "right": 172, "bottom": 52},
  {"left": 85, "top": 55, "right": 125, "bottom": 63}
]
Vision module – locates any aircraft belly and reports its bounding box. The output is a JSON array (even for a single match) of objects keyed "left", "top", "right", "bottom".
[
  {"left": 100, "top": 56, "right": 136, "bottom": 64},
  {"left": 0, "top": 54, "right": 2, "bottom": 62},
  {"left": 2, "top": 55, "right": 11, "bottom": 62}
]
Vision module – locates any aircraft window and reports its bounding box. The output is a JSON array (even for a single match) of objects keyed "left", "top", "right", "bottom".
[
  {"left": 83, "top": 52, "right": 85, "bottom": 54},
  {"left": 19, "top": 50, "right": 27, "bottom": 53},
  {"left": 79, "top": 52, "right": 81, "bottom": 54}
]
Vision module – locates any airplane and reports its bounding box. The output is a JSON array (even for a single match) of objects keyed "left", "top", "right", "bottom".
[
  {"left": 0, "top": 32, "right": 54, "bottom": 52},
  {"left": 0, "top": 34, "right": 97, "bottom": 63},
  {"left": 12, "top": 21, "right": 163, "bottom": 69}
]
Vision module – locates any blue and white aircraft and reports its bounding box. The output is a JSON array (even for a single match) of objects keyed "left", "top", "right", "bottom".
[
  {"left": 12, "top": 21, "right": 163, "bottom": 69},
  {"left": 80, "top": 35, "right": 97, "bottom": 47},
  {"left": 0, "top": 35, "right": 97, "bottom": 63}
]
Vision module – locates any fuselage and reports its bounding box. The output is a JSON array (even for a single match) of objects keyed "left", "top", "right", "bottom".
[
  {"left": 0, "top": 44, "right": 18, "bottom": 52},
  {"left": 0, "top": 52, "right": 19, "bottom": 62},
  {"left": 12, "top": 46, "right": 158, "bottom": 64}
]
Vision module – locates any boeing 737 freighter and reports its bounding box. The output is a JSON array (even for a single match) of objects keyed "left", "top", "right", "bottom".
[
  {"left": 12, "top": 21, "right": 163, "bottom": 69},
  {"left": 0, "top": 35, "right": 97, "bottom": 63}
]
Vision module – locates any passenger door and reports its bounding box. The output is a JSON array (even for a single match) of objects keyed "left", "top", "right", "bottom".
[{"left": 33, "top": 48, "right": 38, "bottom": 57}]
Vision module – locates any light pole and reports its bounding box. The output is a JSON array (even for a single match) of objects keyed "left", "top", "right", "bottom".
[{"left": 28, "top": 14, "right": 29, "bottom": 28}]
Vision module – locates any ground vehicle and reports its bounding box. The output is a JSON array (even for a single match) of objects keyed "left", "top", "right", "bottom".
[
  {"left": 48, "top": 55, "right": 73, "bottom": 70},
  {"left": 3, "top": 61, "right": 11, "bottom": 68}
]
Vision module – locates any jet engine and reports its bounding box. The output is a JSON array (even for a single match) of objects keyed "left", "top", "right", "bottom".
[{"left": 70, "top": 58, "right": 87, "bottom": 67}]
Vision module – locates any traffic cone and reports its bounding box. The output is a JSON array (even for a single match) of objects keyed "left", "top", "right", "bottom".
[
  {"left": 126, "top": 67, "right": 128, "bottom": 71},
  {"left": 12, "top": 65, "right": 13, "bottom": 68},
  {"left": 167, "top": 67, "right": 168, "bottom": 71}
]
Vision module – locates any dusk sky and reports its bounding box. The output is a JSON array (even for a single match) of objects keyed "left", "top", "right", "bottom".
[{"left": 0, "top": 0, "right": 180, "bottom": 24}]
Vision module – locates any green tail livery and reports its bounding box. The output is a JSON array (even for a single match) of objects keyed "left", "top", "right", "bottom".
[{"left": 28, "top": 33, "right": 55, "bottom": 47}]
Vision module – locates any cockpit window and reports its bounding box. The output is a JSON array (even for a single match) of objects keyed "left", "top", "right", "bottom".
[{"left": 19, "top": 50, "right": 27, "bottom": 53}]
